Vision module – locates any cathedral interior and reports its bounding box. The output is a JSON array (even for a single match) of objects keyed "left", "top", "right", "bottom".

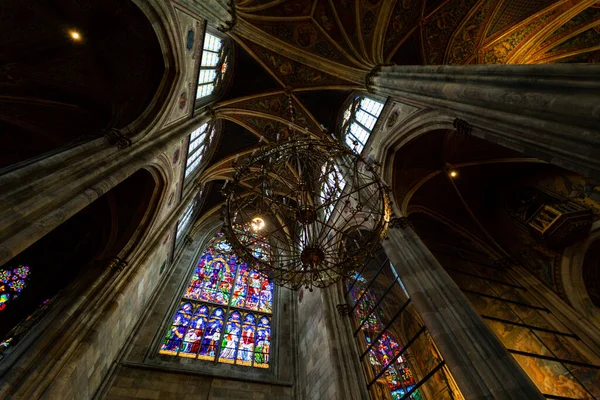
[{"left": 1, "top": 0, "right": 600, "bottom": 399}]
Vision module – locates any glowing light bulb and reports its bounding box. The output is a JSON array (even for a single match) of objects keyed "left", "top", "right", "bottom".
[
  {"left": 449, "top": 170, "right": 458, "bottom": 178},
  {"left": 70, "top": 31, "right": 81, "bottom": 41},
  {"left": 251, "top": 217, "right": 265, "bottom": 231}
]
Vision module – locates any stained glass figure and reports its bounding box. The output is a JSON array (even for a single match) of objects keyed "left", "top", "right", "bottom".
[
  {"left": 236, "top": 313, "right": 256, "bottom": 366},
  {"left": 160, "top": 302, "right": 192, "bottom": 355},
  {"left": 160, "top": 230, "right": 273, "bottom": 368},
  {"left": 180, "top": 305, "right": 209, "bottom": 358},
  {"left": 0, "top": 265, "right": 31, "bottom": 311},
  {"left": 340, "top": 95, "right": 385, "bottom": 154},
  {"left": 254, "top": 316, "right": 271, "bottom": 368},
  {"left": 219, "top": 311, "right": 242, "bottom": 363},
  {"left": 198, "top": 307, "right": 224, "bottom": 361}
]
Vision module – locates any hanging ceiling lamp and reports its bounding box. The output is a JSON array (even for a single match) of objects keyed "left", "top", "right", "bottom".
[{"left": 222, "top": 96, "right": 390, "bottom": 290}]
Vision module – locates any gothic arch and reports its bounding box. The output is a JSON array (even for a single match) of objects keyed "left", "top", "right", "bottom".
[
  {"left": 560, "top": 221, "right": 600, "bottom": 327},
  {"left": 125, "top": 0, "right": 182, "bottom": 140}
]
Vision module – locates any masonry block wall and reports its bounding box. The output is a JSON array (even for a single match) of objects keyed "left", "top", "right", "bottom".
[
  {"left": 296, "top": 288, "right": 346, "bottom": 400},
  {"left": 106, "top": 366, "right": 293, "bottom": 400}
]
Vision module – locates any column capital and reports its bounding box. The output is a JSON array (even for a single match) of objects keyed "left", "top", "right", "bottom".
[
  {"left": 388, "top": 216, "right": 413, "bottom": 230},
  {"left": 107, "top": 256, "right": 128, "bottom": 273},
  {"left": 217, "top": 0, "right": 237, "bottom": 33},
  {"left": 452, "top": 118, "right": 473, "bottom": 136},
  {"left": 365, "top": 63, "right": 393, "bottom": 93},
  {"left": 103, "top": 128, "right": 132, "bottom": 149}
]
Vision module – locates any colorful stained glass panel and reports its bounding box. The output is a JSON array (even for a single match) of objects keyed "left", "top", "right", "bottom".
[{"left": 161, "top": 230, "right": 273, "bottom": 368}]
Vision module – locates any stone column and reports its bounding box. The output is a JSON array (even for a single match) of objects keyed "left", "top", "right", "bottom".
[
  {"left": 370, "top": 64, "right": 600, "bottom": 180},
  {"left": 382, "top": 218, "right": 543, "bottom": 400},
  {"left": 179, "top": 0, "right": 235, "bottom": 31},
  {"left": 0, "top": 112, "right": 210, "bottom": 267}
]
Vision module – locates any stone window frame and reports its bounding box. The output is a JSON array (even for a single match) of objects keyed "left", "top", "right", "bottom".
[
  {"left": 193, "top": 28, "right": 233, "bottom": 109},
  {"left": 142, "top": 221, "right": 294, "bottom": 384},
  {"left": 337, "top": 92, "right": 388, "bottom": 156}
]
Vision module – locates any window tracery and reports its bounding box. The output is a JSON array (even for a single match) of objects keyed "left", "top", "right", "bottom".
[
  {"left": 184, "top": 123, "right": 215, "bottom": 180},
  {"left": 176, "top": 201, "right": 196, "bottom": 241},
  {"left": 348, "top": 269, "right": 419, "bottom": 399},
  {"left": 160, "top": 231, "right": 272, "bottom": 369},
  {"left": 197, "top": 33, "right": 228, "bottom": 100},
  {"left": 341, "top": 96, "right": 385, "bottom": 154}
]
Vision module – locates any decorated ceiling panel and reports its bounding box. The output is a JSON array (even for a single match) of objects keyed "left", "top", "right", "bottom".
[
  {"left": 219, "top": 92, "right": 321, "bottom": 133},
  {"left": 203, "top": 0, "right": 600, "bottom": 207},
  {"left": 422, "top": 0, "right": 481, "bottom": 65},
  {"left": 249, "top": 20, "right": 353, "bottom": 65},
  {"left": 242, "top": 39, "right": 353, "bottom": 87},
  {"left": 383, "top": 0, "right": 423, "bottom": 61},
  {"left": 487, "top": 0, "right": 559, "bottom": 38}
]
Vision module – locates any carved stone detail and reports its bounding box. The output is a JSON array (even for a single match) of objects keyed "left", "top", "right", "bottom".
[
  {"left": 104, "top": 128, "right": 132, "bottom": 149},
  {"left": 389, "top": 217, "right": 412, "bottom": 230},
  {"left": 365, "top": 64, "right": 393, "bottom": 93},
  {"left": 336, "top": 303, "right": 351, "bottom": 317},
  {"left": 217, "top": 0, "right": 237, "bottom": 33},
  {"left": 107, "top": 257, "right": 128, "bottom": 273},
  {"left": 453, "top": 118, "right": 473, "bottom": 136},
  {"left": 184, "top": 234, "right": 194, "bottom": 246}
]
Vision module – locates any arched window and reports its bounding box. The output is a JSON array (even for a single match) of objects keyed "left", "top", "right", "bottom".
[
  {"left": 341, "top": 95, "right": 385, "bottom": 154},
  {"left": 176, "top": 200, "right": 196, "bottom": 241},
  {"left": 160, "top": 231, "right": 273, "bottom": 368},
  {"left": 0, "top": 266, "right": 31, "bottom": 312},
  {"left": 184, "top": 123, "right": 216, "bottom": 181},
  {"left": 347, "top": 270, "right": 419, "bottom": 399},
  {"left": 197, "top": 32, "right": 229, "bottom": 100}
]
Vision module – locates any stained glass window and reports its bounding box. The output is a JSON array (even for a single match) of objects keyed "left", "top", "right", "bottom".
[
  {"left": 347, "top": 264, "right": 421, "bottom": 399},
  {"left": 341, "top": 96, "right": 385, "bottom": 154},
  {"left": 176, "top": 201, "right": 196, "bottom": 241},
  {"left": 160, "top": 231, "right": 273, "bottom": 369},
  {"left": 184, "top": 123, "right": 215, "bottom": 180},
  {"left": 0, "top": 265, "right": 30, "bottom": 312},
  {"left": 197, "top": 33, "right": 228, "bottom": 100}
]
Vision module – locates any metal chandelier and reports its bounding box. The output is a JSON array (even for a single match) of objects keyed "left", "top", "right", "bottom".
[{"left": 222, "top": 98, "right": 390, "bottom": 290}]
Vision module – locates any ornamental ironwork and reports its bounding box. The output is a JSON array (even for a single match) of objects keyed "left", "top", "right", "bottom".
[{"left": 222, "top": 137, "right": 390, "bottom": 290}]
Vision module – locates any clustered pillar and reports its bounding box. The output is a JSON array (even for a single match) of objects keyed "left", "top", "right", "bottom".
[
  {"left": 370, "top": 64, "right": 600, "bottom": 180},
  {"left": 382, "top": 217, "right": 543, "bottom": 400}
]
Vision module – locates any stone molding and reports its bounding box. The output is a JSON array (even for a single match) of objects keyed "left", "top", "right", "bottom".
[{"left": 372, "top": 64, "right": 600, "bottom": 180}]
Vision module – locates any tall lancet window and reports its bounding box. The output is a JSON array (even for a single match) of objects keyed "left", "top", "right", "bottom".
[
  {"left": 160, "top": 231, "right": 273, "bottom": 368},
  {"left": 341, "top": 95, "right": 385, "bottom": 154},
  {"left": 184, "top": 123, "right": 215, "bottom": 181},
  {"left": 175, "top": 200, "right": 196, "bottom": 242},
  {"left": 197, "top": 33, "right": 228, "bottom": 100},
  {"left": 346, "top": 254, "right": 458, "bottom": 400}
]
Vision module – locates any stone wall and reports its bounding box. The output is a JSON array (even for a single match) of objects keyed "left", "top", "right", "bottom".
[
  {"left": 105, "top": 365, "right": 292, "bottom": 400},
  {"left": 295, "top": 286, "right": 367, "bottom": 400}
]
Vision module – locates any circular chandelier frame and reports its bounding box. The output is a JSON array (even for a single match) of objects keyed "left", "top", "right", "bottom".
[{"left": 222, "top": 137, "right": 390, "bottom": 290}]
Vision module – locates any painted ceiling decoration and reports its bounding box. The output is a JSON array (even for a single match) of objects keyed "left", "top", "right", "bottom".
[{"left": 193, "top": 0, "right": 600, "bottom": 226}]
